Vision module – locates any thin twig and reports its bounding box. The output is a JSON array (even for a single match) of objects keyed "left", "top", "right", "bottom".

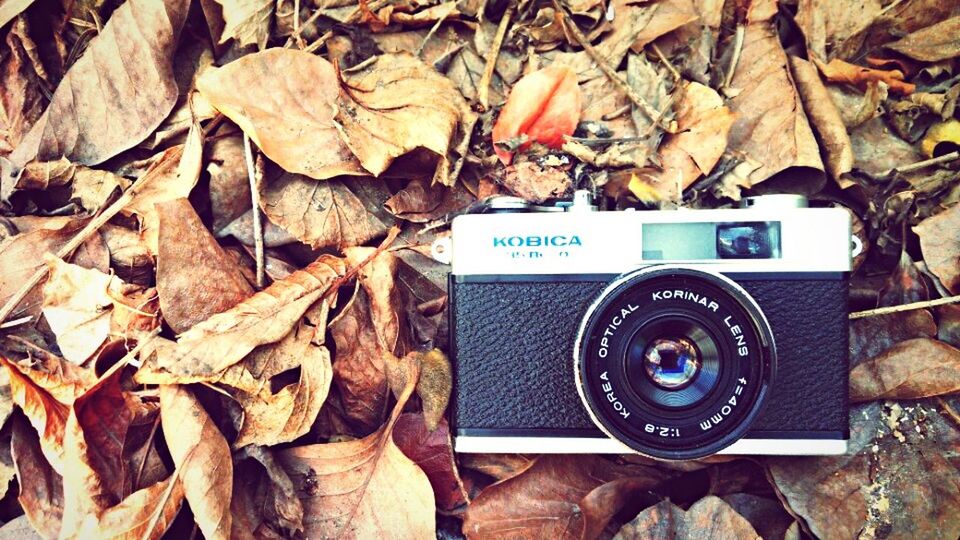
[
  {"left": 937, "top": 397, "right": 960, "bottom": 431},
  {"left": 889, "top": 150, "right": 960, "bottom": 175},
  {"left": 93, "top": 327, "right": 161, "bottom": 384},
  {"left": 849, "top": 294, "right": 960, "bottom": 319},
  {"left": 721, "top": 24, "right": 745, "bottom": 92},
  {"left": 478, "top": 5, "right": 515, "bottom": 110},
  {"left": 243, "top": 135, "right": 266, "bottom": 289},
  {"left": 0, "top": 316, "right": 33, "bottom": 329},
  {"left": 416, "top": 4, "right": 455, "bottom": 58},
  {"left": 650, "top": 43, "right": 681, "bottom": 82},
  {"left": 303, "top": 30, "right": 333, "bottom": 54},
  {"left": 556, "top": 0, "right": 676, "bottom": 133}
]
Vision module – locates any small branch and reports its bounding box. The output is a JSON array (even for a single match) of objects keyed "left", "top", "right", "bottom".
[
  {"left": 243, "top": 135, "right": 266, "bottom": 289},
  {"left": 319, "top": 226, "right": 402, "bottom": 304},
  {"left": 888, "top": 150, "right": 960, "bottom": 175},
  {"left": 556, "top": 0, "right": 676, "bottom": 133},
  {"left": 937, "top": 397, "right": 960, "bottom": 431},
  {"left": 303, "top": 30, "right": 333, "bottom": 54},
  {"left": 650, "top": 43, "right": 681, "bottom": 82},
  {"left": 478, "top": 4, "right": 514, "bottom": 110},
  {"left": 848, "top": 294, "right": 960, "bottom": 320},
  {"left": 0, "top": 316, "right": 33, "bottom": 329},
  {"left": 721, "top": 24, "right": 745, "bottom": 95}
]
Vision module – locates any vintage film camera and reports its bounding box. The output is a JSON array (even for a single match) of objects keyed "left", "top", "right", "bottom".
[{"left": 440, "top": 192, "right": 852, "bottom": 460}]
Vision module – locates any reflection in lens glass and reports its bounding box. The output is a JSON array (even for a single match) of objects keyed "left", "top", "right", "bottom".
[{"left": 643, "top": 337, "right": 701, "bottom": 389}]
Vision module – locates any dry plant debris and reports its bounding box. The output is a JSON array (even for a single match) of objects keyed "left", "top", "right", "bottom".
[{"left": 0, "top": 0, "right": 960, "bottom": 538}]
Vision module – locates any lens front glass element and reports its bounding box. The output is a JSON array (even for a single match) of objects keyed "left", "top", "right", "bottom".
[{"left": 575, "top": 268, "right": 775, "bottom": 460}]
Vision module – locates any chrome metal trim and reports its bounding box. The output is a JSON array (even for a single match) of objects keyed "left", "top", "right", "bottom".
[{"left": 453, "top": 436, "right": 848, "bottom": 456}]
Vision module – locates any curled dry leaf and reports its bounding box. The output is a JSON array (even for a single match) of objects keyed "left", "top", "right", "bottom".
[
  {"left": 614, "top": 496, "right": 760, "bottom": 539},
  {"left": 330, "top": 247, "right": 413, "bottom": 430},
  {"left": 500, "top": 161, "right": 571, "bottom": 203},
  {"left": 642, "top": 82, "right": 735, "bottom": 200},
  {"left": 14, "top": 159, "right": 129, "bottom": 211},
  {"left": 850, "top": 338, "right": 960, "bottom": 402},
  {"left": 337, "top": 53, "right": 473, "bottom": 185},
  {"left": 156, "top": 198, "right": 253, "bottom": 334},
  {"left": 492, "top": 66, "right": 581, "bottom": 165},
  {"left": 231, "top": 446, "right": 304, "bottom": 539},
  {"left": 913, "top": 203, "right": 960, "bottom": 294},
  {"left": 12, "top": 415, "right": 64, "bottom": 539},
  {"left": 878, "top": 249, "right": 929, "bottom": 307},
  {"left": 392, "top": 414, "right": 468, "bottom": 512},
  {"left": 415, "top": 349, "right": 452, "bottom": 431},
  {"left": 0, "top": 17, "right": 45, "bottom": 161},
  {"left": 278, "top": 354, "right": 436, "bottom": 539},
  {"left": 258, "top": 168, "right": 396, "bottom": 251},
  {"left": 197, "top": 48, "right": 363, "bottom": 180},
  {"left": 215, "top": 0, "right": 273, "bottom": 49},
  {"left": 147, "top": 254, "right": 344, "bottom": 378},
  {"left": 463, "top": 454, "right": 670, "bottom": 539},
  {"left": 76, "top": 475, "right": 184, "bottom": 540},
  {"left": 789, "top": 56, "right": 854, "bottom": 183},
  {"left": 725, "top": 0, "right": 825, "bottom": 191},
  {"left": 4, "top": 0, "right": 190, "bottom": 169},
  {"left": 42, "top": 258, "right": 158, "bottom": 364},
  {"left": 384, "top": 179, "right": 475, "bottom": 223},
  {"left": 885, "top": 16, "right": 960, "bottom": 62},
  {"left": 160, "top": 385, "right": 233, "bottom": 540},
  {"left": 813, "top": 57, "right": 915, "bottom": 95},
  {"left": 768, "top": 400, "right": 960, "bottom": 539}
]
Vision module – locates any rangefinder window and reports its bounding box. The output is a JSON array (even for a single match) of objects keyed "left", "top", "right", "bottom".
[
  {"left": 716, "top": 222, "right": 781, "bottom": 259},
  {"left": 642, "top": 221, "right": 781, "bottom": 260}
]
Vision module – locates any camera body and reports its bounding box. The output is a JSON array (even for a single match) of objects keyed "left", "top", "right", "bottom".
[{"left": 447, "top": 194, "right": 851, "bottom": 460}]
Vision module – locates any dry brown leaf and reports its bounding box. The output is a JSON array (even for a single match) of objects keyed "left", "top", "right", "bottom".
[
  {"left": 215, "top": 0, "right": 273, "bottom": 49},
  {"left": 768, "top": 400, "right": 960, "bottom": 539},
  {"left": 77, "top": 475, "right": 184, "bottom": 540},
  {"left": 793, "top": 0, "right": 882, "bottom": 61},
  {"left": 789, "top": 56, "right": 854, "bottom": 184},
  {"left": 500, "top": 161, "right": 570, "bottom": 203},
  {"left": 197, "top": 48, "right": 364, "bottom": 180},
  {"left": 0, "top": 17, "right": 45, "bottom": 160},
  {"left": 224, "top": 300, "right": 333, "bottom": 448},
  {"left": 160, "top": 384, "right": 233, "bottom": 540},
  {"left": 392, "top": 414, "right": 468, "bottom": 511},
  {"left": 11, "top": 415, "right": 64, "bottom": 539},
  {"left": 885, "top": 16, "right": 960, "bottom": 62},
  {"left": 384, "top": 179, "right": 475, "bottom": 223},
  {"left": 278, "top": 354, "right": 435, "bottom": 539},
  {"left": 725, "top": 0, "right": 825, "bottom": 191},
  {"left": 850, "top": 338, "right": 960, "bottom": 402},
  {"left": 336, "top": 53, "right": 471, "bottom": 185},
  {"left": 259, "top": 168, "right": 396, "bottom": 251},
  {"left": 42, "top": 258, "right": 158, "bottom": 364},
  {"left": 4, "top": 0, "right": 191, "bottom": 169},
  {"left": 416, "top": 349, "right": 452, "bottom": 431},
  {"left": 14, "top": 159, "right": 130, "bottom": 211},
  {"left": 914, "top": 204, "right": 960, "bottom": 294},
  {"left": 850, "top": 310, "right": 937, "bottom": 368},
  {"left": 330, "top": 248, "right": 413, "bottom": 430},
  {"left": 643, "top": 81, "right": 735, "bottom": 200},
  {"left": 156, "top": 198, "right": 253, "bottom": 334},
  {"left": 463, "top": 454, "right": 670, "bottom": 539},
  {"left": 814, "top": 57, "right": 915, "bottom": 95},
  {"left": 614, "top": 496, "right": 760, "bottom": 539},
  {"left": 457, "top": 453, "right": 536, "bottom": 482},
  {"left": 207, "top": 136, "right": 252, "bottom": 232},
  {"left": 148, "top": 254, "right": 344, "bottom": 378},
  {"left": 231, "top": 446, "right": 304, "bottom": 539}
]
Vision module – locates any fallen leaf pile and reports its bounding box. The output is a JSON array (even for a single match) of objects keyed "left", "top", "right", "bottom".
[{"left": 1, "top": 0, "right": 960, "bottom": 537}]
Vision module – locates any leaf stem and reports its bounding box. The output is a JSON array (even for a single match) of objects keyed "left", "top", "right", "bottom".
[
  {"left": 478, "top": 4, "right": 514, "bottom": 110},
  {"left": 243, "top": 134, "right": 266, "bottom": 289},
  {"left": 848, "top": 294, "right": 960, "bottom": 319},
  {"left": 889, "top": 150, "right": 960, "bottom": 175}
]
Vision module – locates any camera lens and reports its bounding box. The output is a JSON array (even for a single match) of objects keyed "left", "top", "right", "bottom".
[
  {"left": 643, "top": 337, "right": 700, "bottom": 389},
  {"left": 575, "top": 267, "right": 775, "bottom": 460}
]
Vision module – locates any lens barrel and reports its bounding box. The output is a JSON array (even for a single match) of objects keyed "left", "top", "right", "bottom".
[{"left": 574, "top": 267, "right": 776, "bottom": 460}]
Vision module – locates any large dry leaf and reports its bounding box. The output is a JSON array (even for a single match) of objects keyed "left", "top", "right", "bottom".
[
  {"left": 14, "top": 159, "right": 129, "bottom": 211},
  {"left": 231, "top": 446, "right": 304, "bottom": 539},
  {"left": 885, "top": 16, "right": 960, "bottom": 62},
  {"left": 259, "top": 169, "right": 396, "bottom": 251},
  {"left": 329, "top": 248, "right": 413, "bottom": 430},
  {"left": 149, "top": 254, "right": 344, "bottom": 378},
  {"left": 277, "top": 355, "right": 435, "bottom": 539},
  {"left": 789, "top": 56, "right": 853, "bottom": 183},
  {"left": 196, "top": 48, "right": 364, "bottom": 180},
  {"left": 156, "top": 198, "right": 253, "bottom": 334},
  {"left": 11, "top": 415, "right": 64, "bottom": 539},
  {"left": 614, "top": 496, "right": 759, "bottom": 539},
  {"left": 5, "top": 0, "right": 191, "bottom": 169},
  {"left": 160, "top": 384, "right": 233, "bottom": 540},
  {"left": 0, "top": 17, "right": 45, "bottom": 160},
  {"left": 463, "top": 455, "right": 670, "bottom": 539},
  {"left": 768, "top": 400, "right": 960, "bottom": 539},
  {"left": 643, "top": 81, "right": 735, "bottom": 200},
  {"left": 914, "top": 203, "right": 960, "bottom": 294},
  {"left": 725, "top": 0, "right": 824, "bottom": 191},
  {"left": 207, "top": 136, "right": 251, "bottom": 232},
  {"left": 793, "top": 0, "right": 882, "bottom": 61},
  {"left": 850, "top": 310, "right": 937, "bottom": 368},
  {"left": 384, "top": 178, "right": 475, "bottom": 223},
  {"left": 3, "top": 357, "right": 74, "bottom": 472},
  {"left": 42, "top": 258, "right": 158, "bottom": 364},
  {"left": 336, "top": 53, "right": 470, "bottom": 185},
  {"left": 392, "top": 414, "right": 467, "bottom": 512},
  {"left": 225, "top": 301, "right": 333, "bottom": 448},
  {"left": 215, "top": 0, "right": 273, "bottom": 49},
  {"left": 76, "top": 475, "right": 184, "bottom": 540},
  {"left": 850, "top": 338, "right": 960, "bottom": 402}
]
